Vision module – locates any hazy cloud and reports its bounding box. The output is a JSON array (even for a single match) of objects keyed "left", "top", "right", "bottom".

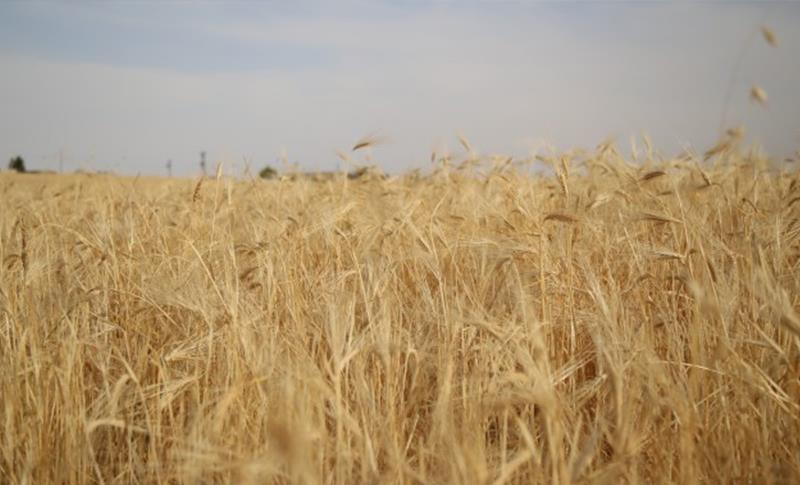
[{"left": 0, "top": 1, "right": 797, "bottom": 175}]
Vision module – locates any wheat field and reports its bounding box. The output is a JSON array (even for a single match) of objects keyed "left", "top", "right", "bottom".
[{"left": 1, "top": 144, "right": 799, "bottom": 484}]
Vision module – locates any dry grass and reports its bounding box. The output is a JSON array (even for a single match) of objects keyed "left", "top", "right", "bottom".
[{"left": 1, "top": 145, "right": 799, "bottom": 484}]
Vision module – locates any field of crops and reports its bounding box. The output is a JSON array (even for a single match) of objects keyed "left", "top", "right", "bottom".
[{"left": 1, "top": 144, "right": 799, "bottom": 483}]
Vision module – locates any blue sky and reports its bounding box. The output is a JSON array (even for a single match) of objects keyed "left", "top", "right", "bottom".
[{"left": 1, "top": 1, "right": 798, "bottom": 175}]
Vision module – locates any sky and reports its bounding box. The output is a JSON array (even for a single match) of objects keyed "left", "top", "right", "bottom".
[{"left": 0, "top": 1, "right": 798, "bottom": 176}]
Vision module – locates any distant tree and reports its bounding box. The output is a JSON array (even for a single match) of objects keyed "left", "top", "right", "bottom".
[
  {"left": 259, "top": 165, "right": 278, "bottom": 179},
  {"left": 348, "top": 165, "right": 385, "bottom": 180},
  {"left": 348, "top": 166, "right": 369, "bottom": 180},
  {"left": 8, "top": 156, "right": 26, "bottom": 173}
]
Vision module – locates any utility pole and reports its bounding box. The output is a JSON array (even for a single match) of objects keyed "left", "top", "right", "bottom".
[
  {"left": 200, "top": 151, "right": 207, "bottom": 175},
  {"left": 166, "top": 159, "right": 173, "bottom": 177}
]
